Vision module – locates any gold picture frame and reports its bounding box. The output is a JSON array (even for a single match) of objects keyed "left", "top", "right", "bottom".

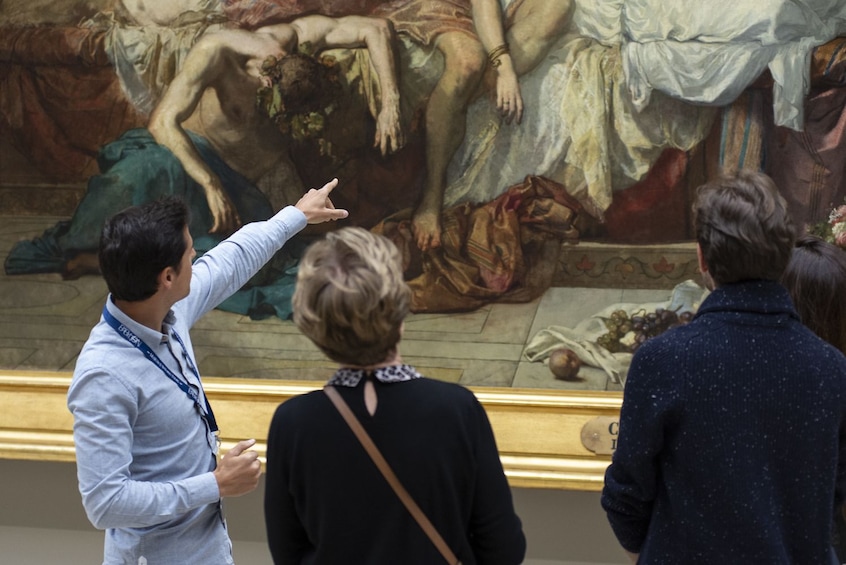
[
  {"left": 4, "top": 0, "right": 840, "bottom": 497},
  {"left": 0, "top": 370, "right": 620, "bottom": 491}
]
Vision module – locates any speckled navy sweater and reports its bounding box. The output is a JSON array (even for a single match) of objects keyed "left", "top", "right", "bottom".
[{"left": 602, "top": 280, "right": 846, "bottom": 564}]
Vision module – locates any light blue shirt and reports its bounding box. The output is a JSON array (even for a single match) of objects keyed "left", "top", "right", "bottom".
[{"left": 68, "top": 206, "right": 306, "bottom": 564}]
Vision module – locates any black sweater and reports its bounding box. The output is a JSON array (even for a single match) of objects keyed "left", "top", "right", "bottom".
[{"left": 264, "top": 375, "right": 526, "bottom": 564}]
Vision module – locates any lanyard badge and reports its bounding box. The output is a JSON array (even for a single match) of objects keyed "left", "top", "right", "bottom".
[{"left": 102, "top": 306, "right": 220, "bottom": 445}]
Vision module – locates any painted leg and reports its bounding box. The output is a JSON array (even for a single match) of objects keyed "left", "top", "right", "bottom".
[
  {"left": 412, "top": 32, "right": 486, "bottom": 251},
  {"left": 506, "top": 0, "right": 574, "bottom": 75}
]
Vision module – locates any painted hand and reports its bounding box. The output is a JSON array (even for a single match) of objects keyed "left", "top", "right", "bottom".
[
  {"left": 495, "top": 60, "right": 523, "bottom": 125},
  {"left": 374, "top": 103, "right": 406, "bottom": 156},
  {"left": 203, "top": 177, "right": 242, "bottom": 235}
]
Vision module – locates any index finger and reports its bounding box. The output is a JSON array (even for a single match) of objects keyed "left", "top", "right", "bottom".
[{"left": 316, "top": 178, "right": 339, "bottom": 195}]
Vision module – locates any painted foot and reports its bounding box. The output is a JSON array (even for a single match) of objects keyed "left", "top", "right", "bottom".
[{"left": 411, "top": 209, "right": 442, "bottom": 252}]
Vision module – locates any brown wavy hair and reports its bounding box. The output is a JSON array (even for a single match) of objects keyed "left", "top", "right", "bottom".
[
  {"left": 693, "top": 170, "right": 795, "bottom": 285},
  {"left": 292, "top": 227, "right": 410, "bottom": 366}
]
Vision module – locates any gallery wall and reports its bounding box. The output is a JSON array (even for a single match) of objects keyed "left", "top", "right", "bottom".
[{"left": 0, "top": 458, "right": 628, "bottom": 565}]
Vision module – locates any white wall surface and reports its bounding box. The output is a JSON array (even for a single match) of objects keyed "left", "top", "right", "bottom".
[{"left": 0, "top": 459, "right": 627, "bottom": 564}]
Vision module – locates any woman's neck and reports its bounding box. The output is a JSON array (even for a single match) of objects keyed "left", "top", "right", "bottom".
[{"left": 341, "top": 351, "right": 403, "bottom": 371}]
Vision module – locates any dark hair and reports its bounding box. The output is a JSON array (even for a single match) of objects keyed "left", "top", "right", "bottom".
[
  {"left": 782, "top": 235, "right": 846, "bottom": 354},
  {"left": 256, "top": 52, "right": 341, "bottom": 135},
  {"left": 693, "top": 170, "right": 795, "bottom": 285},
  {"left": 98, "top": 196, "right": 190, "bottom": 302}
]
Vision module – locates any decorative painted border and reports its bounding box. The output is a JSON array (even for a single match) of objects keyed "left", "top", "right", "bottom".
[
  {"left": 554, "top": 242, "right": 700, "bottom": 289},
  {"left": 0, "top": 371, "right": 621, "bottom": 491}
]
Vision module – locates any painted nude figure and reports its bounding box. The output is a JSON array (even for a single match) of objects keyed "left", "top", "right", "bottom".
[
  {"left": 6, "top": 14, "right": 405, "bottom": 280},
  {"left": 149, "top": 14, "right": 406, "bottom": 235},
  {"left": 376, "top": 0, "right": 574, "bottom": 250}
]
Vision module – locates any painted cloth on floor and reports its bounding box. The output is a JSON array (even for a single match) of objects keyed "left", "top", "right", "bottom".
[{"left": 4, "top": 128, "right": 304, "bottom": 319}]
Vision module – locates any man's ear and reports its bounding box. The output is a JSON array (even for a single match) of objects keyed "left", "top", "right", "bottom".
[
  {"left": 696, "top": 243, "right": 716, "bottom": 290},
  {"left": 696, "top": 243, "right": 708, "bottom": 275},
  {"left": 158, "top": 267, "right": 175, "bottom": 290}
]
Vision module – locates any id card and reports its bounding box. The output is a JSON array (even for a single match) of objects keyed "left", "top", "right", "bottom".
[{"left": 210, "top": 430, "right": 221, "bottom": 456}]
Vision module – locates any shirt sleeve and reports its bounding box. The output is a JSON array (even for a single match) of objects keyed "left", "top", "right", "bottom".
[
  {"left": 264, "top": 402, "right": 314, "bottom": 564},
  {"left": 68, "top": 367, "right": 220, "bottom": 530},
  {"left": 181, "top": 205, "right": 307, "bottom": 326},
  {"left": 601, "top": 339, "right": 683, "bottom": 553},
  {"left": 467, "top": 396, "right": 527, "bottom": 565}
]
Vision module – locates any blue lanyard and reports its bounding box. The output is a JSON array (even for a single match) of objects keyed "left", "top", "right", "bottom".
[{"left": 102, "top": 305, "right": 218, "bottom": 433}]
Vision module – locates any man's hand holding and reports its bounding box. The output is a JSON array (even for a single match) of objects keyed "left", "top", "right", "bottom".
[
  {"left": 214, "top": 439, "right": 261, "bottom": 498},
  {"left": 295, "top": 178, "right": 349, "bottom": 224}
]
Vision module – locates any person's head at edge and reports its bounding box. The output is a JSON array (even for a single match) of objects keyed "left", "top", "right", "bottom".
[
  {"left": 292, "top": 226, "right": 410, "bottom": 367},
  {"left": 782, "top": 234, "right": 846, "bottom": 354},
  {"left": 99, "top": 196, "right": 193, "bottom": 302},
  {"left": 693, "top": 170, "right": 795, "bottom": 289}
]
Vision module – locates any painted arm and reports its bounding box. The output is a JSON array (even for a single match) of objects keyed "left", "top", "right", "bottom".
[
  {"left": 470, "top": 0, "right": 523, "bottom": 124},
  {"left": 295, "top": 15, "right": 405, "bottom": 155},
  {"left": 148, "top": 34, "right": 240, "bottom": 234},
  {"left": 183, "top": 179, "right": 346, "bottom": 324}
]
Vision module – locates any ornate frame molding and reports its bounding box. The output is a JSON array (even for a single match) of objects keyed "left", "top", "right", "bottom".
[{"left": 0, "top": 371, "right": 620, "bottom": 490}]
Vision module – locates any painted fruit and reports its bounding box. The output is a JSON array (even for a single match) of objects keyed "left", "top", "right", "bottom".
[{"left": 548, "top": 348, "right": 581, "bottom": 380}]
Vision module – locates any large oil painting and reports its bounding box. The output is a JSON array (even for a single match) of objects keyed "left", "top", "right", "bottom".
[{"left": 2, "top": 0, "right": 846, "bottom": 396}]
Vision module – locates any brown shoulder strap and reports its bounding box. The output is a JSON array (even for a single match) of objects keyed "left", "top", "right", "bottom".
[{"left": 324, "top": 385, "right": 461, "bottom": 565}]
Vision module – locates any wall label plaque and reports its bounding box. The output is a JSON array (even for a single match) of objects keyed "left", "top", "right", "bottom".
[{"left": 581, "top": 416, "right": 620, "bottom": 455}]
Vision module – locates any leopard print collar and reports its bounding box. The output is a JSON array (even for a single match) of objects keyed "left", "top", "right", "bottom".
[{"left": 327, "top": 364, "right": 423, "bottom": 387}]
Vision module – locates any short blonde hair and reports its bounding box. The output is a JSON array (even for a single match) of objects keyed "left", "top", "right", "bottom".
[{"left": 292, "top": 227, "right": 411, "bottom": 366}]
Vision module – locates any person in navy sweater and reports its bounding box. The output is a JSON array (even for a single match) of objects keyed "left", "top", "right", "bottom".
[{"left": 602, "top": 171, "right": 846, "bottom": 564}]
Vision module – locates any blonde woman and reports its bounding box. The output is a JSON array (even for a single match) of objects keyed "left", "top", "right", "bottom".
[{"left": 264, "top": 227, "right": 526, "bottom": 564}]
